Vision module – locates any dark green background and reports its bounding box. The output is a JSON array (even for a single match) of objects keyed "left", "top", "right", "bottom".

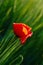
[{"left": 0, "top": 0, "right": 43, "bottom": 65}]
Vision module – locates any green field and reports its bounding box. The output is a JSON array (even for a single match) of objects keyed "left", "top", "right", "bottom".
[{"left": 0, "top": 0, "right": 43, "bottom": 65}]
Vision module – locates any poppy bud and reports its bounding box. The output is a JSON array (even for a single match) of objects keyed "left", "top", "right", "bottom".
[{"left": 13, "top": 23, "right": 33, "bottom": 44}]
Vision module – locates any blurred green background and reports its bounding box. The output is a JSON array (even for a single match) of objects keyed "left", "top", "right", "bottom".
[{"left": 0, "top": 0, "right": 43, "bottom": 65}]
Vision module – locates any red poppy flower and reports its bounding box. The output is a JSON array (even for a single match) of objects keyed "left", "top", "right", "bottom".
[{"left": 13, "top": 23, "right": 33, "bottom": 44}]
